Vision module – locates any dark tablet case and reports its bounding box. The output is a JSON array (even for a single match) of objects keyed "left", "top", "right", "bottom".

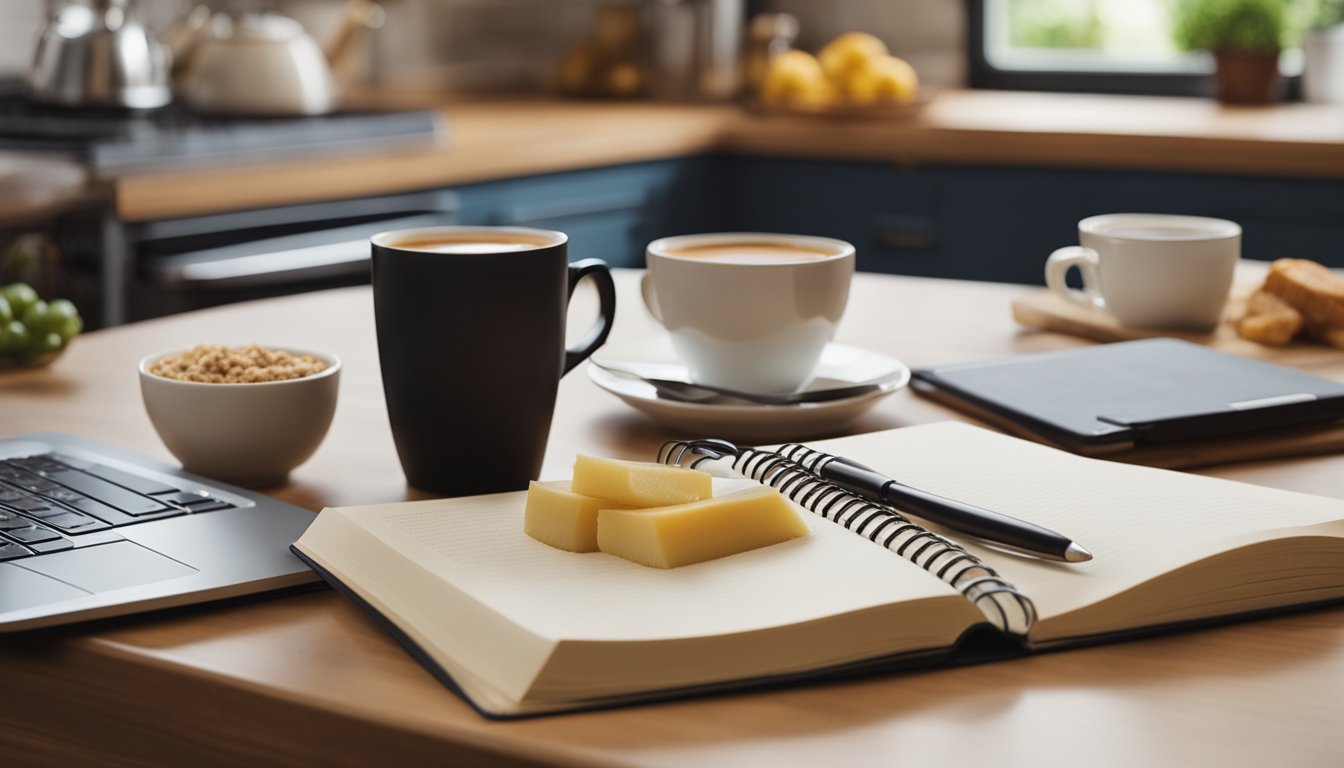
[{"left": 910, "top": 338, "right": 1344, "bottom": 450}]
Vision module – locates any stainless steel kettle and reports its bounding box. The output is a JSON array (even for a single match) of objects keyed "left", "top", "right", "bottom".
[{"left": 28, "top": 0, "right": 173, "bottom": 110}]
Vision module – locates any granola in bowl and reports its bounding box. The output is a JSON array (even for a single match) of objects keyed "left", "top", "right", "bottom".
[{"left": 148, "top": 344, "right": 329, "bottom": 384}]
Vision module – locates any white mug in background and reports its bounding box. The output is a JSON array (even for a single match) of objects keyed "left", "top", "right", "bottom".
[
  {"left": 1044, "top": 213, "right": 1241, "bottom": 332},
  {"left": 643, "top": 233, "right": 855, "bottom": 394}
]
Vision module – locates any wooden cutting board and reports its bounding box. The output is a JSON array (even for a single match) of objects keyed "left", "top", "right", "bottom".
[{"left": 1011, "top": 262, "right": 1344, "bottom": 369}]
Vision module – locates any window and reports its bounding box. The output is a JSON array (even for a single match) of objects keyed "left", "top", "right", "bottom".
[{"left": 968, "top": 0, "right": 1308, "bottom": 96}]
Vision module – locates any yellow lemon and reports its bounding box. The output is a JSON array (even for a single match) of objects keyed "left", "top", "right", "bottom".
[
  {"left": 818, "top": 32, "right": 889, "bottom": 82},
  {"left": 843, "top": 55, "right": 919, "bottom": 106},
  {"left": 760, "top": 50, "right": 834, "bottom": 107}
]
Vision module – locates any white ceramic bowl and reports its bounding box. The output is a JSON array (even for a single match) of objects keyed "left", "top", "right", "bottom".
[{"left": 138, "top": 347, "right": 341, "bottom": 487}]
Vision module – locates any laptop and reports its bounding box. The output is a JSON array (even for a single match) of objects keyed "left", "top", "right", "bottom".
[
  {"left": 0, "top": 433, "right": 321, "bottom": 631},
  {"left": 911, "top": 338, "right": 1344, "bottom": 453}
]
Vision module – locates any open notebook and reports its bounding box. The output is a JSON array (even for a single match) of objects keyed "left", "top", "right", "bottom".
[{"left": 292, "top": 423, "right": 1344, "bottom": 718}]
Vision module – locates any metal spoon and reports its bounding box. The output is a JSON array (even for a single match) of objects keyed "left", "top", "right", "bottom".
[{"left": 593, "top": 362, "right": 888, "bottom": 405}]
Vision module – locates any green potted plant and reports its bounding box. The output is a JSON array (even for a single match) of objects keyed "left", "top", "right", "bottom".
[
  {"left": 1173, "top": 0, "right": 1287, "bottom": 104},
  {"left": 1304, "top": 0, "right": 1344, "bottom": 102}
]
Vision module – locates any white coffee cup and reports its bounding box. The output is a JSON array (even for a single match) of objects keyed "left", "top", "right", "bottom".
[
  {"left": 1045, "top": 213, "right": 1241, "bottom": 332},
  {"left": 643, "top": 233, "right": 855, "bottom": 394}
]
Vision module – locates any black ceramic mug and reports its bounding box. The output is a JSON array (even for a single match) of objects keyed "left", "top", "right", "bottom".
[{"left": 371, "top": 226, "right": 616, "bottom": 496}]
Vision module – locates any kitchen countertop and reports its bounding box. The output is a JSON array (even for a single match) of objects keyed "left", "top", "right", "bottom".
[
  {"left": 105, "top": 89, "right": 1344, "bottom": 222},
  {"left": 0, "top": 154, "right": 98, "bottom": 227}
]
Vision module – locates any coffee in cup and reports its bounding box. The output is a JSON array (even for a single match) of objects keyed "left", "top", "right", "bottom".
[
  {"left": 1044, "top": 213, "right": 1240, "bottom": 332},
  {"left": 372, "top": 226, "right": 616, "bottom": 496},
  {"left": 643, "top": 233, "right": 855, "bottom": 394},
  {"left": 384, "top": 232, "right": 554, "bottom": 254},
  {"left": 658, "top": 241, "right": 839, "bottom": 265}
]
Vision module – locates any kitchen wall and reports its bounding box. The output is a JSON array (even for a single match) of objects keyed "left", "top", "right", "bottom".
[
  {"left": 0, "top": 1, "right": 617, "bottom": 90},
  {"left": 343, "top": 0, "right": 968, "bottom": 91},
  {"left": 1, "top": 2, "right": 54, "bottom": 75},
  {"left": 329, "top": 0, "right": 605, "bottom": 91},
  {"left": 0, "top": 0, "right": 966, "bottom": 89}
]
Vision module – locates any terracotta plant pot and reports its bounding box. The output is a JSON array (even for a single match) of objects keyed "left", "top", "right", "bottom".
[{"left": 1213, "top": 50, "right": 1282, "bottom": 105}]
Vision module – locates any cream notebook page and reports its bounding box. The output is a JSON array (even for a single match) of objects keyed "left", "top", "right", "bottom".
[
  {"left": 306, "top": 478, "right": 984, "bottom": 707},
  {"left": 814, "top": 423, "right": 1344, "bottom": 642}
]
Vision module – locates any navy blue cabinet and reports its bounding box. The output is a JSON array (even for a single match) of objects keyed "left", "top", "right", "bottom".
[
  {"left": 1073, "top": 170, "right": 1344, "bottom": 268},
  {"left": 731, "top": 159, "right": 1344, "bottom": 283},
  {"left": 943, "top": 165, "right": 1344, "bottom": 282},
  {"left": 726, "top": 157, "right": 944, "bottom": 276},
  {"left": 448, "top": 155, "right": 1344, "bottom": 283},
  {"left": 454, "top": 157, "right": 728, "bottom": 268}
]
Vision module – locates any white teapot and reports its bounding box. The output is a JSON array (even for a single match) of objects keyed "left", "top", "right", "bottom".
[{"left": 175, "top": 0, "right": 382, "bottom": 116}]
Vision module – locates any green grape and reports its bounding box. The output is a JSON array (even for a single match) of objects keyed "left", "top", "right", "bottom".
[
  {"left": 45, "top": 299, "right": 82, "bottom": 342},
  {"left": 20, "top": 299, "right": 49, "bottom": 336},
  {"left": 0, "top": 283, "right": 38, "bottom": 316},
  {"left": 31, "top": 331, "right": 63, "bottom": 357},
  {"left": 0, "top": 296, "right": 10, "bottom": 325},
  {"left": 0, "top": 320, "right": 28, "bottom": 355}
]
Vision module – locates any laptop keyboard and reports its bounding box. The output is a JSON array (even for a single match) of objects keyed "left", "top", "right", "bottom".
[{"left": 0, "top": 454, "right": 238, "bottom": 562}]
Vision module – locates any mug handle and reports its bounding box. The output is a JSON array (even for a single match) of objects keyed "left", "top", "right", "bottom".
[
  {"left": 563, "top": 259, "right": 617, "bottom": 375},
  {"left": 1044, "top": 246, "right": 1106, "bottom": 311}
]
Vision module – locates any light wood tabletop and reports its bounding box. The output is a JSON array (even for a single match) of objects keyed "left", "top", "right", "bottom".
[{"left": 2, "top": 270, "right": 1342, "bottom": 768}]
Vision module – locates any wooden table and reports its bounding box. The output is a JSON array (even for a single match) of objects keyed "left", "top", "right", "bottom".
[{"left": 2, "top": 271, "right": 1342, "bottom": 767}]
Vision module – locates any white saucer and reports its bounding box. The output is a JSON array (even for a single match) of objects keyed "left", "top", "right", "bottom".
[{"left": 587, "top": 336, "right": 909, "bottom": 443}]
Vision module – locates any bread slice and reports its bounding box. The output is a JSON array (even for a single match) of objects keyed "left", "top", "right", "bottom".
[
  {"left": 1237, "top": 288, "right": 1303, "bottom": 346},
  {"left": 1303, "top": 319, "right": 1344, "bottom": 349},
  {"left": 1263, "top": 259, "right": 1344, "bottom": 329}
]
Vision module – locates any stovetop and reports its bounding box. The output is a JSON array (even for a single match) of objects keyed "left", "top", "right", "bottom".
[{"left": 0, "top": 83, "right": 446, "bottom": 171}]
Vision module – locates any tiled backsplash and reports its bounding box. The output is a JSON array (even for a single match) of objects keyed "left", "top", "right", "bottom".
[
  {"left": 1, "top": 0, "right": 616, "bottom": 91},
  {"left": 350, "top": 0, "right": 607, "bottom": 91},
  {"left": 358, "top": 0, "right": 967, "bottom": 90},
  {"left": 0, "top": 0, "right": 965, "bottom": 90},
  {"left": 2, "top": 2, "right": 57, "bottom": 76}
]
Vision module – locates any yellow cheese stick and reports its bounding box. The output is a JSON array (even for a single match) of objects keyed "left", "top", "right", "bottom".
[
  {"left": 571, "top": 454, "right": 711, "bottom": 508},
  {"left": 597, "top": 486, "right": 809, "bottom": 569},
  {"left": 524, "top": 482, "right": 630, "bottom": 552}
]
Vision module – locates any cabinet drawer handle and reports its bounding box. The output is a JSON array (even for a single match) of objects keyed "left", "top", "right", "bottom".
[
  {"left": 160, "top": 240, "right": 371, "bottom": 288},
  {"left": 498, "top": 195, "right": 648, "bottom": 225},
  {"left": 146, "top": 213, "right": 450, "bottom": 289}
]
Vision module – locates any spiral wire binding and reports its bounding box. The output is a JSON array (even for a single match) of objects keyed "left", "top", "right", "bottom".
[{"left": 658, "top": 439, "right": 1038, "bottom": 636}]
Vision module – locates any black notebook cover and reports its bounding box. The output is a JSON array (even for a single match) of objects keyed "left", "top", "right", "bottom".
[{"left": 911, "top": 338, "right": 1344, "bottom": 449}]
